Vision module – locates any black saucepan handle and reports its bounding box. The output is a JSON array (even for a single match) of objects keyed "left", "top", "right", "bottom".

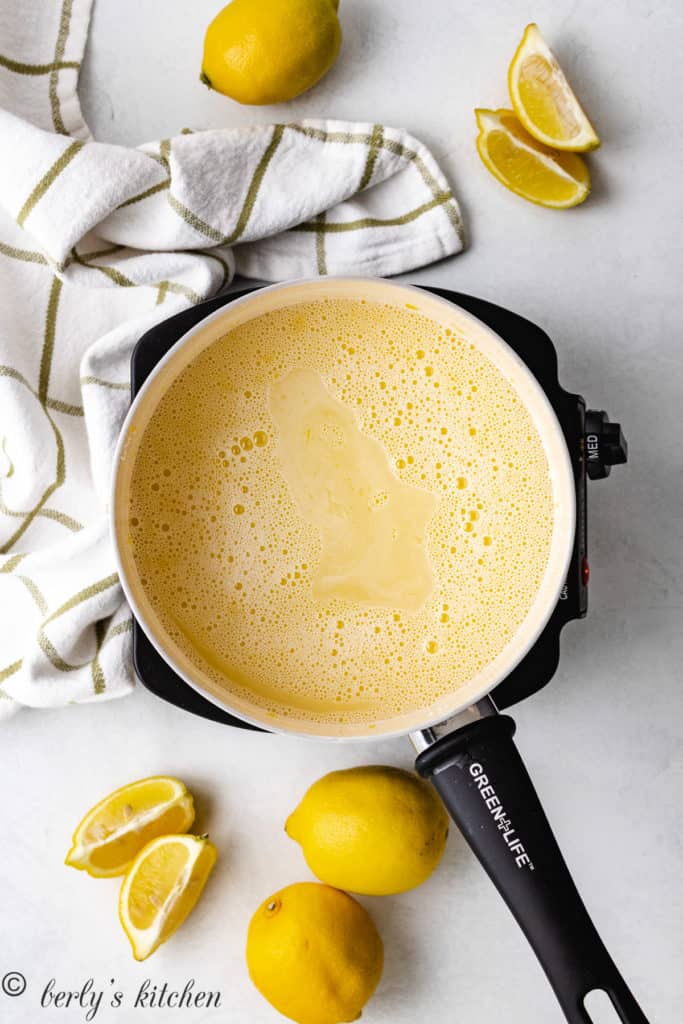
[{"left": 415, "top": 714, "right": 648, "bottom": 1024}]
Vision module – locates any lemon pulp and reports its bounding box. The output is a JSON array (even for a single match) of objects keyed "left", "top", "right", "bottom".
[
  {"left": 475, "top": 108, "right": 590, "bottom": 208},
  {"left": 65, "top": 776, "right": 194, "bottom": 878},
  {"left": 508, "top": 23, "right": 600, "bottom": 152},
  {"left": 119, "top": 834, "right": 216, "bottom": 961}
]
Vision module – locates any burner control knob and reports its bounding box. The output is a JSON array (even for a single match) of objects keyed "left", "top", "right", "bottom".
[{"left": 585, "top": 410, "right": 628, "bottom": 479}]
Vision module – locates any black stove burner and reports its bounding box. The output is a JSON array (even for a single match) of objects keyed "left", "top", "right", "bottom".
[{"left": 130, "top": 286, "right": 626, "bottom": 730}]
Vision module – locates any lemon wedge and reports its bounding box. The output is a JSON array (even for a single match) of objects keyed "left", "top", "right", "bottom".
[
  {"left": 475, "top": 108, "right": 590, "bottom": 209},
  {"left": 508, "top": 23, "right": 600, "bottom": 152},
  {"left": 119, "top": 834, "right": 217, "bottom": 961},
  {"left": 65, "top": 776, "right": 194, "bottom": 878}
]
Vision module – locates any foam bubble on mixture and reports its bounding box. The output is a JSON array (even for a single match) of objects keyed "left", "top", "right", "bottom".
[{"left": 128, "top": 298, "right": 555, "bottom": 727}]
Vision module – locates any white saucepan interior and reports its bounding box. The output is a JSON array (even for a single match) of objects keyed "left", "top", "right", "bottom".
[{"left": 112, "top": 278, "right": 575, "bottom": 739}]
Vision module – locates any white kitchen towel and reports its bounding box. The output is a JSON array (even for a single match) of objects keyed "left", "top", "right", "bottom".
[{"left": 0, "top": 0, "right": 465, "bottom": 718}]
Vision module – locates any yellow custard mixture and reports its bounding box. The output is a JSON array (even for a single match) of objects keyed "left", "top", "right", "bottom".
[{"left": 128, "top": 298, "right": 555, "bottom": 726}]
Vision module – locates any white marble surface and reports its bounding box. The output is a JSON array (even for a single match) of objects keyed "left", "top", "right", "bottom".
[{"left": 3, "top": 1, "right": 683, "bottom": 1022}]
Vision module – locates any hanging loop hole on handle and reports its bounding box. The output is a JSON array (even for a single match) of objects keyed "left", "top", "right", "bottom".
[{"left": 584, "top": 989, "right": 627, "bottom": 1023}]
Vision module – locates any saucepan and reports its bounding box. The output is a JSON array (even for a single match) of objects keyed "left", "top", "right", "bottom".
[{"left": 111, "top": 278, "right": 648, "bottom": 1024}]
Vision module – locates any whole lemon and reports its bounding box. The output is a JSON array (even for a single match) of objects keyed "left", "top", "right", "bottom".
[
  {"left": 200, "top": 0, "right": 342, "bottom": 105},
  {"left": 246, "top": 882, "right": 383, "bottom": 1024},
  {"left": 286, "top": 766, "right": 449, "bottom": 896}
]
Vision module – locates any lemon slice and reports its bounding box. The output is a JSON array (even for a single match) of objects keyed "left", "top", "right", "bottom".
[
  {"left": 475, "top": 108, "right": 590, "bottom": 209},
  {"left": 65, "top": 776, "right": 195, "bottom": 878},
  {"left": 508, "top": 23, "right": 600, "bottom": 152},
  {"left": 119, "top": 834, "right": 217, "bottom": 961}
]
